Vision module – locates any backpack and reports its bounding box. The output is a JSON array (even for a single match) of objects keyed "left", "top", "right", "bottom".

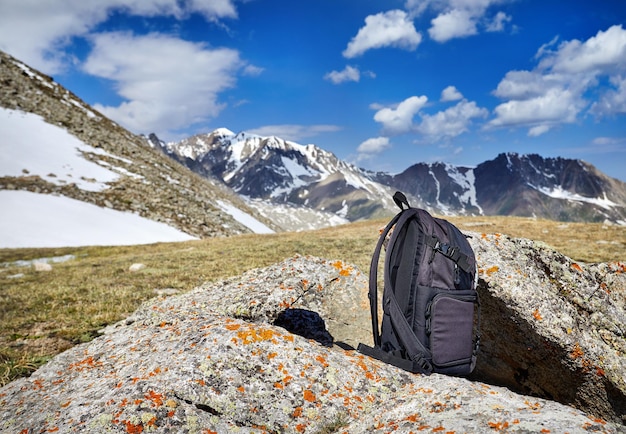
[{"left": 357, "top": 191, "right": 480, "bottom": 375}]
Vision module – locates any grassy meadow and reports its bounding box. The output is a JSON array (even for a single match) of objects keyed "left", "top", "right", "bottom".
[{"left": 1, "top": 215, "right": 624, "bottom": 386}]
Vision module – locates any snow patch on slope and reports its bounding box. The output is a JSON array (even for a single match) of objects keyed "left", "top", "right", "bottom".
[
  {"left": 216, "top": 200, "right": 274, "bottom": 234},
  {"left": 446, "top": 164, "right": 483, "bottom": 214},
  {"left": 534, "top": 185, "right": 618, "bottom": 210},
  {"left": 0, "top": 190, "right": 197, "bottom": 248},
  {"left": 0, "top": 107, "right": 119, "bottom": 191}
]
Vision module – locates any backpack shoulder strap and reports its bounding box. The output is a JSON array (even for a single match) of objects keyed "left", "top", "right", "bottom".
[
  {"left": 369, "top": 206, "right": 434, "bottom": 373},
  {"left": 368, "top": 211, "right": 401, "bottom": 347},
  {"left": 367, "top": 191, "right": 413, "bottom": 346}
]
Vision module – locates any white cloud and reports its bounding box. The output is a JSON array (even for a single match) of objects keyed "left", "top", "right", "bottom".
[
  {"left": 243, "top": 64, "right": 264, "bottom": 76},
  {"left": 0, "top": 0, "right": 238, "bottom": 74},
  {"left": 429, "top": 8, "right": 477, "bottom": 42},
  {"left": 373, "top": 96, "right": 428, "bottom": 135},
  {"left": 407, "top": 0, "right": 514, "bottom": 42},
  {"left": 357, "top": 137, "right": 391, "bottom": 154},
  {"left": 591, "top": 75, "right": 626, "bottom": 116},
  {"left": 490, "top": 88, "right": 581, "bottom": 130},
  {"left": 538, "top": 25, "right": 626, "bottom": 74},
  {"left": 486, "top": 11, "right": 512, "bottom": 32},
  {"left": 591, "top": 136, "right": 626, "bottom": 152},
  {"left": 343, "top": 10, "right": 422, "bottom": 58},
  {"left": 324, "top": 65, "right": 361, "bottom": 84},
  {"left": 246, "top": 124, "right": 341, "bottom": 142},
  {"left": 489, "top": 25, "right": 626, "bottom": 135},
  {"left": 373, "top": 95, "right": 486, "bottom": 141},
  {"left": 83, "top": 32, "right": 243, "bottom": 136},
  {"left": 416, "top": 99, "right": 488, "bottom": 140},
  {"left": 441, "top": 85, "right": 463, "bottom": 101}
]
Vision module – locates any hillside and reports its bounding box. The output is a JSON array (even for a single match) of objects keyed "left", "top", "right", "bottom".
[{"left": 0, "top": 50, "right": 277, "bottom": 245}]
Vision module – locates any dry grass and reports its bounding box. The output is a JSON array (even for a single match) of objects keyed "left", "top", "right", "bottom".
[{"left": 0, "top": 215, "right": 624, "bottom": 386}]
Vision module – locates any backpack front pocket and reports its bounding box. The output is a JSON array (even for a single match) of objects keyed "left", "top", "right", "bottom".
[{"left": 427, "top": 292, "right": 478, "bottom": 370}]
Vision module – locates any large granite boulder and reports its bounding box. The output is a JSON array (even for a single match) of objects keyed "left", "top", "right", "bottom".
[
  {"left": 0, "top": 235, "right": 625, "bottom": 432},
  {"left": 469, "top": 232, "right": 625, "bottom": 424}
]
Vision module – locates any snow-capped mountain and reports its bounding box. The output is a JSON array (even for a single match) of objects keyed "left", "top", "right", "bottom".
[
  {"left": 156, "top": 128, "right": 626, "bottom": 226},
  {"left": 3, "top": 47, "right": 624, "bottom": 247},
  {"left": 379, "top": 153, "right": 626, "bottom": 224},
  {"left": 0, "top": 49, "right": 277, "bottom": 247},
  {"left": 150, "top": 130, "right": 398, "bottom": 221}
]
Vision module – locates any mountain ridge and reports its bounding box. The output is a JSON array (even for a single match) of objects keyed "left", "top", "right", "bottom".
[
  {"left": 2, "top": 47, "right": 625, "bottom": 247},
  {"left": 156, "top": 128, "right": 626, "bottom": 225}
]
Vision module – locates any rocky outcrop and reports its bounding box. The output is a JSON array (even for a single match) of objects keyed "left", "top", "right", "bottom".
[
  {"left": 469, "top": 232, "right": 626, "bottom": 424},
  {"left": 1, "top": 237, "right": 625, "bottom": 432}
]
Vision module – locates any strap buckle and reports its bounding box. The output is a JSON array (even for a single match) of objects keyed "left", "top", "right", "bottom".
[{"left": 412, "top": 354, "right": 433, "bottom": 373}]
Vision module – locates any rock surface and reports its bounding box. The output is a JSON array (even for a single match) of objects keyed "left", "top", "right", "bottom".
[
  {"left": 1, "top": 245, "right": 625, "bottom": 433},
  {"left": 469, "top": 233, "right": 626, "bottom": 424}
]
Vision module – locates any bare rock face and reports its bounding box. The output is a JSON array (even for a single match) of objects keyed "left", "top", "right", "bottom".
[
  {"left": 0, "top": 248, "right": 624, "bottom": 432},
  {"left": 468, "top": 232, "right": 626, "bottom": 424}
]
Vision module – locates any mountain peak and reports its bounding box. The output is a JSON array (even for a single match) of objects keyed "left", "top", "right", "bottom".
[{"left": 211, "top": 127, "right": 235, "bottom": 138}]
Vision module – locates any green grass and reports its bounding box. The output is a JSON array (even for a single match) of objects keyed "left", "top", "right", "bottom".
[{"left": 1, "top": 216, "right": 624, "bottom": 386}]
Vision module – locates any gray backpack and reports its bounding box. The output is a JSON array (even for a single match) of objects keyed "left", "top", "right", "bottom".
[{"left": 358, "top": 191, "right": 480, "bottom": 375}]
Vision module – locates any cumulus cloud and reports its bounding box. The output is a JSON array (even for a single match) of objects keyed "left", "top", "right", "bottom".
[
  {"left": 373, "top": 96, "right": 428, "bottom": 135},
  {"left": 357, "top": 137, "right": 391, "bottom": 154},
  {"left": 372, "top": 95, "right": 487, "bottom": 143},
  {"left": 246, "top": 124, "right": 341, "bottom": 142},
  {"left": 429, "top": 8, "right": 477, "bottom": 42},
  {"left": 489, "top": 87, "right": 583, "bottom": 135},
  {"left": 489, "top": 25, "right": 626, "bottom": 135},
  {"left": 343, "top": 10, "right": 422, "bottom": 58},
  {"left": 486, "top": 11, "right": 512, "bottom": 32},
  {"left": 416, "top": 100, "right": 488, "bottom": 141},
  {"left": 441, "top": 85, "right": 463, "bottom": 101},
  {"left": 537, "top": 25, "right": 626, "bottom": 74},
  {"left": 324, "top": 65, "right": 361, "bottom": 84},
  {"left": 0, "top": 0, "right": 238, "bottom": 74},
  {"left": 406, "top": 0, "right": 514, "bottom": 42},
  {"left": 83, "top": 32, "right": 243, "bottom": 135}
]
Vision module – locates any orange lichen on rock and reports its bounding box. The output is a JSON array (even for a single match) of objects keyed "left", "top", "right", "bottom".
[
  {"left": 571, "top": 263, "right": 583, "bottom": 273},
  {"left": 485, "top": 266, "right": 499, "bottom": 276},
  {"left": 303, "top": 389, "right": 316, "bottom": 403},
  {"left": 570, "top": 343, "right": 584, "bottom": 359},
  {"left": 69, "top": 356, "right": 103, "bottom": 371},
  {"left": 236, "top": 327, "right": 278, "bottom": 345},
  {"left": 144, "top": 390, "right": 164, "bottom": 407},
  {"left": 488, "top": 421, "right": 510, "bottom": 431},
  {"left": 332, "top": 260, "right": 353, "bottom": 276}
]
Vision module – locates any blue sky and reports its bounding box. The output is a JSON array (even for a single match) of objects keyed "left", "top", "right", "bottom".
[{"left": 1, "top": 0, "right": 625, "bottom": 181}]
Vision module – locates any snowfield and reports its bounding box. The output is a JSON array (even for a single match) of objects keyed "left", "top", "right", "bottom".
[
  {"left": 0, "top": 107, "right": 277, "bottom": 248},
  {"left": 0, "top": 190, "right": 197, "bottom": 248},
  {"left": 0, "top": 107, "right": 120, "bottom": 191}
]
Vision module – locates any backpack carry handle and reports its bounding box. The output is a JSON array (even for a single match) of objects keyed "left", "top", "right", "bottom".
[{"left": 393, "top": 191, "right": 410, "bottom": 210}]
